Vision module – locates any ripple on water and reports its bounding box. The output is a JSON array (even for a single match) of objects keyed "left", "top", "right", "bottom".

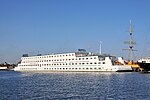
[{"left": 0, "top": 71, "right": 150, "bottom": 99}]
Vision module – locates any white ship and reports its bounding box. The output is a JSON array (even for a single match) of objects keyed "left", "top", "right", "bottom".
[
  {"left": 14, "top": 49, "right": 132, "bottom": 72},
  {"left": 0, "top": 66, "right": 8, "bottom": 70}
]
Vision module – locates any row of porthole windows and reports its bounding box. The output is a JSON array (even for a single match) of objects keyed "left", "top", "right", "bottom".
[
  {"left": 22, "top": 57, "right": 97, "bottom": 63},
  {"left": 19, "top": 62, "right": 105, "bottom": 67},
  {"left": 44, "top": 67, "right": 102, "bottom": 70},
  {"left": 20, "top": 68, "right": 115, "bottom": 71},
  {"left": 20, "top": 67, "right": 102, "bottom": 70},
  {"left": 23, "top": 54, "right": 75, "bottom": 60},
  {"left": 20, "top": 68, "right": 37, "bottom": 70}
]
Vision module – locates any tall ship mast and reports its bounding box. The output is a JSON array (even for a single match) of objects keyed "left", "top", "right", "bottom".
[
  {"left": 129, "top": 20, "right": 133, "bottom": 64},
  {"left": 123, "top": 20, "right": 136, "bottom": 64}
]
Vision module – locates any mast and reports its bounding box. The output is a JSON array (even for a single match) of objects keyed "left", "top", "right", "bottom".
[
  {"left": 129, "top": 20, "right": 133, "bottom": 63},
  {"left": 123, "top": 20, "right": 136, "bottom": 64}
]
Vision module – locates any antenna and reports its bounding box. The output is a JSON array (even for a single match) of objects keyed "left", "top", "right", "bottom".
[{"left": 100, "top": 41, "right": 102, "bottom": 55}]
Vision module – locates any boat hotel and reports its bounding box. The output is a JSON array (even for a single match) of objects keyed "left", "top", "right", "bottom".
[{"left": 14, "top": 49, "right": 132, "bottom": 72}]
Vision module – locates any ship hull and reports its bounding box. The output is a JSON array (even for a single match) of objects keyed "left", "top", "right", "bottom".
[
  {"left": 14, "top": 65, "right": 132, "bottom": 72},
  {"left": 0, "top": 67, "right": 8, "bottom": 70},
  {"left": 138, "top": 63, "right": 150, "bottom": 72}
]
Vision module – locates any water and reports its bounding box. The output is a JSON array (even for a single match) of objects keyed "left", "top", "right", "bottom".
[{"left": 0, "top": 71, "right": 150, "bottom": 100}]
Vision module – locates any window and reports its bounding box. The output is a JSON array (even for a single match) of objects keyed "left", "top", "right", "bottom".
[{"left": 103, "top": 62, "right": 105, "bottom": 64}]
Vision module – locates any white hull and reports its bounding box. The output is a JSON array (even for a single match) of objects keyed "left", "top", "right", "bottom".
[
  {"left": 14, "top": 65, "right": 132, "bottom": 72},
  {"left": 0, "top": 67, "right": 8, "bottom": 70}
]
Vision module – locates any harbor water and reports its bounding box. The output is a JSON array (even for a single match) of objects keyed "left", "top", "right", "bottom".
[{"left": 0, "top": 71, "right": 150, "bottom": 100}]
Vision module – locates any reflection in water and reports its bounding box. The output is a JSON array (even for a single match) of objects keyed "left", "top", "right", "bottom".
[{"left": 0, "top": 71, "right": 150, "bottom": 100}]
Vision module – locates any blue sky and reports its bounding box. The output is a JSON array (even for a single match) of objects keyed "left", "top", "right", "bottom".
[{"left": 0, "top": 0, "right": 150, "bottom": 63}]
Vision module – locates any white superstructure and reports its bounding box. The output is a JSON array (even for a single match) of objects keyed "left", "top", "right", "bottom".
[
  {"left": 138, "top": 58, "right": 150, "bottom": 63},
  {"left": 14, "top": 50, "right": 132, "bottom": 72}
]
